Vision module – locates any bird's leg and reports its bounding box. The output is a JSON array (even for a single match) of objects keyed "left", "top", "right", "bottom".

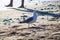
[
  {"left": 28, "top": 23, "right": 29, "bottom": 28},
  {"left": 28, "top": 23, "right": 32, "bottom": 27},
  {"left": 28, "top": 23, "right": 30, "bottom": 28},
  {"left": 33, "top": 24, "right": 36, "bottom": 26},
  {"left": 32, "top": 23, "right": 36, "bottom": 27}
]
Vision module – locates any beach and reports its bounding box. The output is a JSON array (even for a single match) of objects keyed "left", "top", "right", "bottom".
[{"left": 0, "top": 1, "right": 60, "bottom": 40}]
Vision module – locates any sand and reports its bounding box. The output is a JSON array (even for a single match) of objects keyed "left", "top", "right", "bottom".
[{"left": 0, "top": 1, "right": 60, "bottom": 40}]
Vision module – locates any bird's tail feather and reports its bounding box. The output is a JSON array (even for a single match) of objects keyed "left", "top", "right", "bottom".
[
  {"left": 19, "top": 22, "right": 23, "bottom": 23},
  {"left": 19, "top": 21, "right": 25, "bottom": 23}
]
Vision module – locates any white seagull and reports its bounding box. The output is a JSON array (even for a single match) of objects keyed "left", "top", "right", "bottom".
[{"left": 20, "top": 10, "right": 38, "bottom": 27}]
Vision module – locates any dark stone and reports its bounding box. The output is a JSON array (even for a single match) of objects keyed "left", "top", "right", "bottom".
[
  {"left": 29, "top": 39, "right": 33, "bottom": 40},
  {"left": 0, "top": 32, "right": 5, "bottom": 34},
  {"left": 10, "top": 32, "right": 17, "bottom": 35},
  {"left": 40, "top": 36, "right": 45, "bottom": 38},
  {"left": 20, "top": 34, "right": 25, "bottom": 36},
  {"left": 12, "top": 25, "right": 20, "bottom": 28},
  {"left": 20, "top": 33, "right": 31, "bottom": 36},
  {"left": 17, "top": 39, "right": 23, "bottom": 40},
  {"left": 48, "top": 37, "right": 54, "bottom": 39}
]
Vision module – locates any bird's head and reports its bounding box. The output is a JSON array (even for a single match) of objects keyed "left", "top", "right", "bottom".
[{"left": 33, "top": 10, "right": 38, "bottom": 17}]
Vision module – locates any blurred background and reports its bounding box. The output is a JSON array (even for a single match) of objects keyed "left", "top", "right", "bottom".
[{"left": 0, "top": 0, "right": 60, "bottom": 8}]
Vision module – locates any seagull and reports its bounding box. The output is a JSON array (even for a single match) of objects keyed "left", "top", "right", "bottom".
[{"left": 19, "top": 10, "right": 38, "bottom": 27}]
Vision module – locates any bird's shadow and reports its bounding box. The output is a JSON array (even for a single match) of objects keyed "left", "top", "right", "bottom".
[
  {"left": 9, "top": 7, "right": 60, "bottom": 18},
  {"left": 16, "top": 26, "right": 50, "bottom": 31}
]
